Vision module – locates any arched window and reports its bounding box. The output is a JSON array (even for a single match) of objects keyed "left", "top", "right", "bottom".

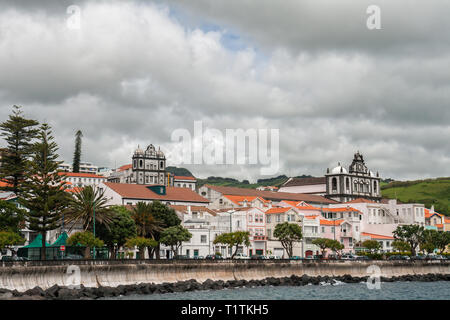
[
  {"left": 332, "top": 178, "right": 337, "bottom": 191},
  {"left": 373, "top": 181, "right": 378, "bottom": 193},
  {"left": 139, "top": 159, "right": 143, "bottom": 168},
  {"left": 160, "top": 161, "right": 164, "bottom": 169},
  {"left": 346, "top": 178, "right": 350, "bottom": 191}
]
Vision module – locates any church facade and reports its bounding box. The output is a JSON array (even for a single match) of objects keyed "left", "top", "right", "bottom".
[{"left": 325, "top": 151, "right": 381, "bottom": 203}]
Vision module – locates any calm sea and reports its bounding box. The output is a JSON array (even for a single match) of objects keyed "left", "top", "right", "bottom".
[{"left": 104, "top": 281, "right": 450, "bottom": 300}]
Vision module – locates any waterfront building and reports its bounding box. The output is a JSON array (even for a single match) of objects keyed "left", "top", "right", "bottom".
[
  {"left": 208, "top": 194, "right": 272, "bottom": 210},
  {"left": 359, "top": 232, "right": 395, "bottom": 253},
  {"left": 100, "top": 182, "right": 209, "bottom": 207},
  {"left": 170, "top": 205, "right": 218, "bottom": 258},
  {"left": 278, "top": 177, "right": 326, "bottom": 195},
  {"left": 58, "top": 172, "right": 107, "bottom": 188},
  {"left": 173, "top": 176, "right": 197, "bottom": 191},
  {"left": 198, "top": 184, "right": 337, "bottom": 207},
  {"left": 58, "top": 161, "right": 99, "bottom": 174},
  {"left": 425, "top": 206, "right": 445, "bottom": 231},
  {"left": 265, "top": 207, "right": 303, "bottom": 258}
]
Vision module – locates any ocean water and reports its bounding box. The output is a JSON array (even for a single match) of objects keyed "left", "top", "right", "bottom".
[{"left": 105, "top": 281, "right": 450, "bottom": 300}]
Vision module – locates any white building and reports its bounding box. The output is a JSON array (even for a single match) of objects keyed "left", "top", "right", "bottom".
[
  {"left": 100, "top": 182, "right": 210, "bottom": 207},
  {"left": 58, "top": 161, "right": 99, "bottom": 174},
  {"left": 59, "top": 172, "right": 107, "bottom": 188}
]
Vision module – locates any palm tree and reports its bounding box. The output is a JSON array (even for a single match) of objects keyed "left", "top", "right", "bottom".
[
  {"left": 130, "top": 202, "right": 163, "bottom": 238},
  {"left": 65, "top": 185, "right": 116, "bottom": 231}
]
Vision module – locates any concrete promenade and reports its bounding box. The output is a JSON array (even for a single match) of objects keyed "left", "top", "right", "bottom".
[{"left": 0, "top": 259, "right": 449, "bottom": 292}]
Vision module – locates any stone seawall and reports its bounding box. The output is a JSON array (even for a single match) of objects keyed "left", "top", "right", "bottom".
[{"left": 0, "top": 260, "right": 449, "bottom": 292}]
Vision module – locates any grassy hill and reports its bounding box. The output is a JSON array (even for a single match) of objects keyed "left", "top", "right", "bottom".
[
  {"left": 381, "top": 177, "right": 450, "bottom": 215},
  {"left": 196, "top": 175, "right": 291, "bottom": 189}
]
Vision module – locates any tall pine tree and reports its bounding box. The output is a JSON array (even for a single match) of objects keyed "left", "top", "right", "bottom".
[
  {"left": 72, "top": 130, "right": 83, "bottom": 173},
  {"left": 0, "top": 105, "right": 39, "bottom": 195},
  {"left": 20, "top": 123, "right": 68, "bottom": 260}
]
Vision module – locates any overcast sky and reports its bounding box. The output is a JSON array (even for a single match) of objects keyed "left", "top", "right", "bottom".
[{"left": 1, "top": 0, "right": 449, "bottom": 182}]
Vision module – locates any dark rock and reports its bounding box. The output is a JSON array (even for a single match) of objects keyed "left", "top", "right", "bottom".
[
  {"left": 24, "top": 286, "right": 45, "bottom": 297},
  {"left": 44, "top": 285, "right": 60, "bottom": 298},
  {"left": 11, "top": 289, "right": 22, "bottom": 297},
  {"left": 57, "top": 288, "right": 80, "bottom": 300}
]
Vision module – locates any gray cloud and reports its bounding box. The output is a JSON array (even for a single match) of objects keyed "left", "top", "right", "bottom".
[{"left": 0, "top": 0, "right": 449, "bottom": 182}]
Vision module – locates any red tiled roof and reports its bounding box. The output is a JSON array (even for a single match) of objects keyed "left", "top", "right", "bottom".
[
  {"left": 265, "top": 207, "right": 294, "bottom": 214},
  {"left": 436, "top": 224, "right": 444, "bottom": 229},
  {"left": 118, "top": 164, "right": 132, "bottom": 171},
  {"left": 174, "top": 176, "right": 196, "bottom": 181},
  {"left": 169, "top": 205, "right": 216, "bottom": 216},
  {"left": 445, "top": 217, "right": 450, "bottom": 224},
  {"left": 324, "top": 207, "right": 362, "bottom": 214},
  {"left": 344, "top": 198, "right": 377, "bottom": 204},
  {"left": 319, "top": 219, "right": 344, "bottom": 226},
  {"left": 305, "top": 215, "right": 319, "bottom": 219},
  {"left": 204, "top": 184, "right": 338, "bottom": 204},
  {"left": 0, "top": 181, "right": 12, "bottom": 188},
  {"left": 58, "top": 172, "right": 105, "bottom": 179},
  {"left": 361, "top": 232, "right": 394, "bottom": 240},
  {"left": 104, "top": 182, "right": 209, "bottom": 203}
]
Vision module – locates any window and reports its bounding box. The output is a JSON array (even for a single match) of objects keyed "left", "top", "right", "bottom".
[
  {"left": 332, "top": 177, "right": 337, "bottom": 191},
  {"left": 267, "top": 229, "right": 272, "bottom": 238},
  {"left": 192, "top": 212, "right": 197, "bottom": 219},
  {"left": 322, "top": 227, "right": 325, "bottom": 233},
  {"left": 266, "top": 215, "right": 271, "bottom": 223},
  {"left": 249, "top": 214, "right": 253, "bottom": 222},
  {"left": 276, "top": 214, "right": 281, "bottom": 222},
  {"left": 201, "top": 235, "right": 207, "bottom": 243}
]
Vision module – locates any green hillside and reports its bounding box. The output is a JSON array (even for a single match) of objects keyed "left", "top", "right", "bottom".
[
  {"left": 196, "top": 175, "right": 290, "bottom": 189},
  {"left": 381, "top": 177, "right": 450, "bottom": 215}
]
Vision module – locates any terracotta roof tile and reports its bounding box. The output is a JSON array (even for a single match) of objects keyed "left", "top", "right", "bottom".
[
  {"left": 204, "top": 184, "right": 337, "bottom": 204},
  {"left": 104, "top": 182, "right": 209, "bottom": 203},
  {"left": 58, "top": 172, "right": 105, "bottom": 179},
  {"left": 344, "top": 198, "right": 377, "bottom": 204},
  {"left": 319, "top": 219, "right": 344, "bottom": 226},
  {"left": 174, "top": 176, "right": 196, "bottom": 181},
  {"left": 361, "top": 232, "right": 394, "bottom": 240},
  {"left": 265, "top": 207, "right": 293, "bottom": 214}
]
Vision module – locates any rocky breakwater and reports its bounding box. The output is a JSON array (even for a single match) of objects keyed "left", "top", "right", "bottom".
[{"left": 2, "top": 273, "right": 450, "bottom": 300}]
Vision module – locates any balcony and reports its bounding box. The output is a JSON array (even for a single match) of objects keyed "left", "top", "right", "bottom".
[
  {"left": 303, "top": 232, "right": 320, "bottom": 238},
  {"left": 340, "top": 231, "right": 352, "bottom": 238},
  {"left": 252, "top": 235, "right": 267, "bottom": 241}
]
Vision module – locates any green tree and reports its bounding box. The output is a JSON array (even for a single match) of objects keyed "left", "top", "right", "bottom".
[
  {"left": 312, "top": 238, "right": 330, "bottom": 257},
  {"left": 67, "top": 231, "right": 104, "bottom": 259},
  {"left": 273, "top": 222, "right": 302, "bottom": 258},
  {"left": 435, "top": 231, "right": 450, "bottom": 254},
  {"left": 125, "top": 237, "right": 157, "bottom": 259},
  {"left": 20, "top": 123, "right": 68, "bottom": 260},
  {"left": 96, "top": 206, "right": 137, "bottom": 259},
  {"left": 421, "top": 230, "right": 450, "bottom": 255},
  {"left": 72, "top": 130, "right": 83, "bottom": 173},
  {"left": 147, "top": 201, "right": 181, "bottom": 259},
  {"left": 130, "top": 201, "right": 163, "bottom": 238},
  {"left": 0, "top": 105, "right": 39, "bottom": 195},
  {"left": 213, "top": 231, "right": 250, "bottom": 259},
  {"left": 393, "top": 224, "right": 425, "bottom": 256},
  {"left": 64, "top": 185, "right": 115, "bottom": 231},
  {"left": 160, "top": 225, "right": 192, "bottom": 258},
  {"left": 0, "top": 200, "right": 26, "bottom": 233},
  {"left": 0, "top": 231, "right": 25, "bottom": 254},
  {"left": 391, "top": 240, "right": 410, "bottom": 252},
  {"left": 327, "top": 239, "right": 345, "bottom": 256},
  {"left": 362, "top": 240, "right": 382, "bottom": 254}
]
